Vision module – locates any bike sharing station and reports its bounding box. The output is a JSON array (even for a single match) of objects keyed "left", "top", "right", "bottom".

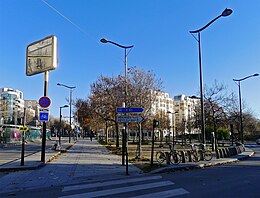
[
  {"left": 116, "top": 107, "right": 144, "bottom": 175},
  {"left": 26, "top": 35, "right": 58, "bottom": 164}
]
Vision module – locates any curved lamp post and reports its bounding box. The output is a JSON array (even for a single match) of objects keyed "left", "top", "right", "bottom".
[
  {"left": 59, "top": 105, "right": 69, "bottom": 146},
  {"left": 190, "top": 8, "right": 232, "bottom": 144},
  {"left": 57, "top": 83, "right": 76, "bottom": 143},
  {"left": 100, "top": 38, "right": 133, "bottom": 175},
  {"left": 233, "top": 73, "right": 259, "bottom": 144}
]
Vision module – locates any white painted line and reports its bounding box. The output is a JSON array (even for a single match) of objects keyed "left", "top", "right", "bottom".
[
  {"left": 63, "top": 175, "right": 163, "bottom": 192},
  {"left": 130, "top": 188, "right": 189, "bottom": 198},
  {"left": 60, "top": 181, "right": 174, "bottom": 198}
]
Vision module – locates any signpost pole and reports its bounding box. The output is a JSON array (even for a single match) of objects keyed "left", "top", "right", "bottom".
[{"left": 41, "top": 71, "right": 48, "bottom": 163}]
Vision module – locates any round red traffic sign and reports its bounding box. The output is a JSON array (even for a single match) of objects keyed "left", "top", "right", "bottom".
[{"left": 39, "top": 96, "right": 51, "bottom": 108}]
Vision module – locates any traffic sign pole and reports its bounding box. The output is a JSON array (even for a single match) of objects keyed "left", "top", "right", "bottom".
[{"left": 41, "top": 71, "right": 49, "bottom": 163}]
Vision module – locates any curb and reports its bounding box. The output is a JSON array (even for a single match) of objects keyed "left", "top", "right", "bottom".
[{"left": 149, "top": 150, "right": 254, "bottom": 174}]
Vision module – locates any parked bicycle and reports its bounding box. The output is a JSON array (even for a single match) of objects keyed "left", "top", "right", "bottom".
[
  {"left": 190, "top": 143, "right": 213, "bottom": 162},
  {"left": 156, "top": 144, "right": 182, "bottom": 165}
]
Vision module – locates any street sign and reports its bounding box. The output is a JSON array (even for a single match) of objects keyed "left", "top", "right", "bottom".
[
  {"left": 26, "top": 35, "right": 58, "bottom": 76},
  {"left": 39, "top": 108, "right": 49, "bottom": 122},
  {"left": 19, "top": 126, "right": 29, "bottom": 132},
  {"left": 39, "top": 96, "right": 51, "bottom": 108},
  {"left": 116, "top": 107, "right": 144, "bottom": 113},
  {"left": 39, "top": 112, "right": 49, "bottom": 122},
  {"left": 116, "top": 115, "right": 144, "bottom": 123}
]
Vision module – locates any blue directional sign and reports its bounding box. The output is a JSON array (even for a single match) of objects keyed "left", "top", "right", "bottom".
[{"left": 116, "top": 107, "right": 144, "bottom": 113}]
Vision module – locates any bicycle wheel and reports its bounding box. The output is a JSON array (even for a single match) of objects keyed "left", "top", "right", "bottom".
[
  {"left": 204, "top": 150, "right": 213, "bottom": 161},
  {"left": 170, "top": 152, "right": 181, "bottom": 164},
  {"left": 156, "top": 151, "right": 166, "bottom": 164}
]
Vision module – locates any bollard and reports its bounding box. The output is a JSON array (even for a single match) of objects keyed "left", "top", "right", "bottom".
[
  {"left": 180, "top": 151, "right": 186, "bottom": 163},
  {"left": 165, "top": 152, "right": 171, "bottom": 165},
  {"left": 199, "top": 150, "right": 204, "bottom": 161},
  {"left": 225, "top": 148, "right": 230, "bottom": 157},
  {"left": 216, "top": 149, "right": 220, "bottom": 159},
  {"left": 219, "top": 149, "right": 223, "bottom": 158},
  {"left": 187, "top": 150, "right": 192, "bottom": 162}
]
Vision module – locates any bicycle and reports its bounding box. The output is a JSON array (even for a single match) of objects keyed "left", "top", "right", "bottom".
[
  {"left": 189, "top": 144, "right": 200, "bottom": 162},
  {"left": 200, "top": 144, "right": 213, "bottom": 161},
  {"left": 156, "top": 144, "right": 181, "bottom": 165},
  {"left": 190, "top": 143, "right": 213, "bottom": 162},
  {"left": 179, "top": 145, "right": 192, "bottom": 163}
]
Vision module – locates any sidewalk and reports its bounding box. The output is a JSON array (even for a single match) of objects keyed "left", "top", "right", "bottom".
[{"left": 0, "top": 138, "right": 143, "bottom": 195}]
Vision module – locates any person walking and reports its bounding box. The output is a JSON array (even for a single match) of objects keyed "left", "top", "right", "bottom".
[{"left": 90, "top": 131, "right": 94, "bottom": 141}]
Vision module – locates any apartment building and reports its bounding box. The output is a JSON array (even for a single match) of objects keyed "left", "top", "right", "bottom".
[
  {"left": 0, "top": 88, "right": 39, "bottom": 125},
  {"left": 0, "top": 88, "right": 24, "bottom": 125},
  {"left": 173, "top": 94, "right": 199, "bottom": 134},
  {"left": 151, "top": 92, "right": 199, "bottom": 136}
]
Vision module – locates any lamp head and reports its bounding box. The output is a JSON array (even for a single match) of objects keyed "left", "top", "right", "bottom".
[
  {"left": 64, "top": 105, "right": 69, "bottom": 108},
  {"left": 100, "top": 38, "right": 108, "bottom": 43},
  {"left": 57, "top": 83, "right": 61, "bottom": 86},
  {"left": 253, "top": 73, "right": 259, "bottom": 77},
  {"left": 221, "top": 8, "right": 233, "bottom": 17}
]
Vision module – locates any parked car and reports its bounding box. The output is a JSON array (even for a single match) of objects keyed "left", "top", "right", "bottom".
[{"left": 256, "top": 139, "right": 260, "bottom": 145}]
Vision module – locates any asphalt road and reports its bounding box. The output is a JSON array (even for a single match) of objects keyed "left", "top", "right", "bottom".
[{"left": 161, "top": 143, "right": 260, "bottom": 197}]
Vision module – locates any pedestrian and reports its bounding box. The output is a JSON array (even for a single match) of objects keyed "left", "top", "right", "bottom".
[{"left": 90, "top": 131, "right": 94, "bottom": 141}]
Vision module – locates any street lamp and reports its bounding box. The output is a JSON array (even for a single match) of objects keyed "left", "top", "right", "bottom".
[
  {"left": 190, "top": 8, "right": 232, "bottom": 144},
  {"left": 167, "top": 111, "right": 176, "bottom": 148},
  {"left": 233, "top": 73, "right": 259, "bottom": 144},
  {"left": 57, "top": 83, "right": 76, "bottom": 143},
  {"left": 100, "top": 38, "right": 134, "bottom": 175},
  {"left": 59, "top": 105, "right": 69, "bottom": 146}
]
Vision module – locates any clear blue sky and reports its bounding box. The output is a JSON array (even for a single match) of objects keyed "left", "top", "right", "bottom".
[{"left": 1, "top": 0, "right": 260, "bottom": 119}]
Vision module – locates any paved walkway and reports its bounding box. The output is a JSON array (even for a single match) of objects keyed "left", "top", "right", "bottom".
[{"left": 0, "top": 139, "right": 142, "bottom": 194}]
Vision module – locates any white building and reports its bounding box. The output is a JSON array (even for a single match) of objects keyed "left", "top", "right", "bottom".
[
  {"left": 0, "top": 88, "right": 39, "bottom": 126},
  {"left": 173, "top": 94, "right": 199, "bottom": 134},
  {"left": 151, "top": 92, "right": 200, "bottom": 136},
  {"left": 0, "top": 88, "right": 24, "bottom": 125}
]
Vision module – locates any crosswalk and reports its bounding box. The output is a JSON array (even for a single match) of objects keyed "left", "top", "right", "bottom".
[{"left": 59, "top": 175, "right": 189, "bottom": 198}]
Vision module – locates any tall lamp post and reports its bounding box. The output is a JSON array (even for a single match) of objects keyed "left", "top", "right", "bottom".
[
  {"left": 59, "top": 105, "right": 69, "bottom": 146},
  {"left": 100, "top": 38, "right": 134, "bottom": 175},
  {"left": 57, "top": 83, "right": 76, "bottom": 143},
  {"left": 167, "top": 111, "right": 176, "bottom": 148},
  {"left": 190, "top": 8, "right": 232, "bottom": 144},
  {"left": 233, "top": 73, "right": 259, "bottom": 144}
]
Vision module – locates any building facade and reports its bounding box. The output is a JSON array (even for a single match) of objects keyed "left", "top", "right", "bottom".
[
  {"left": 151, "top": 92, "right": 200, "bottom": 136},
  {"left": 0, "top": 88, "right": 24, "bottom": 125},
  {"left": 173, "top": 94, "right": 199, "bottom": 134}
]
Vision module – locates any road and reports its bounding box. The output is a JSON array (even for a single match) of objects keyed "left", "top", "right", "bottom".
[
  {"left": 161, "top": 143, "right": 260, "bottom": 197},
  {"left": 0, "top": 138, "right": 67, "bottom": 166},
  {"left": 0, "top": 142, "right": 259, "bottom": 198}
]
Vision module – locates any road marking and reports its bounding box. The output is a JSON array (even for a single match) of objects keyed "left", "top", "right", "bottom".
[
  {"left": 60, "top": 181, "right": 173, "bottom": 198},
  {"left": 62, "top": 175, "right": 163, "bottom": 192},
  {"left": 130, "top": 188, "right": 189, "bottom": 198}
]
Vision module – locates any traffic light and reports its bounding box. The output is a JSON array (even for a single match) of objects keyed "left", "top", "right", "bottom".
[{"left": 153, "top": 119, "right": 159, "bottom": 128}]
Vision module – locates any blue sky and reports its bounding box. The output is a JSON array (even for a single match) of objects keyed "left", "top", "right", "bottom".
[{"left": 0, "top": 0, "right": 260, "bottom": 119}]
